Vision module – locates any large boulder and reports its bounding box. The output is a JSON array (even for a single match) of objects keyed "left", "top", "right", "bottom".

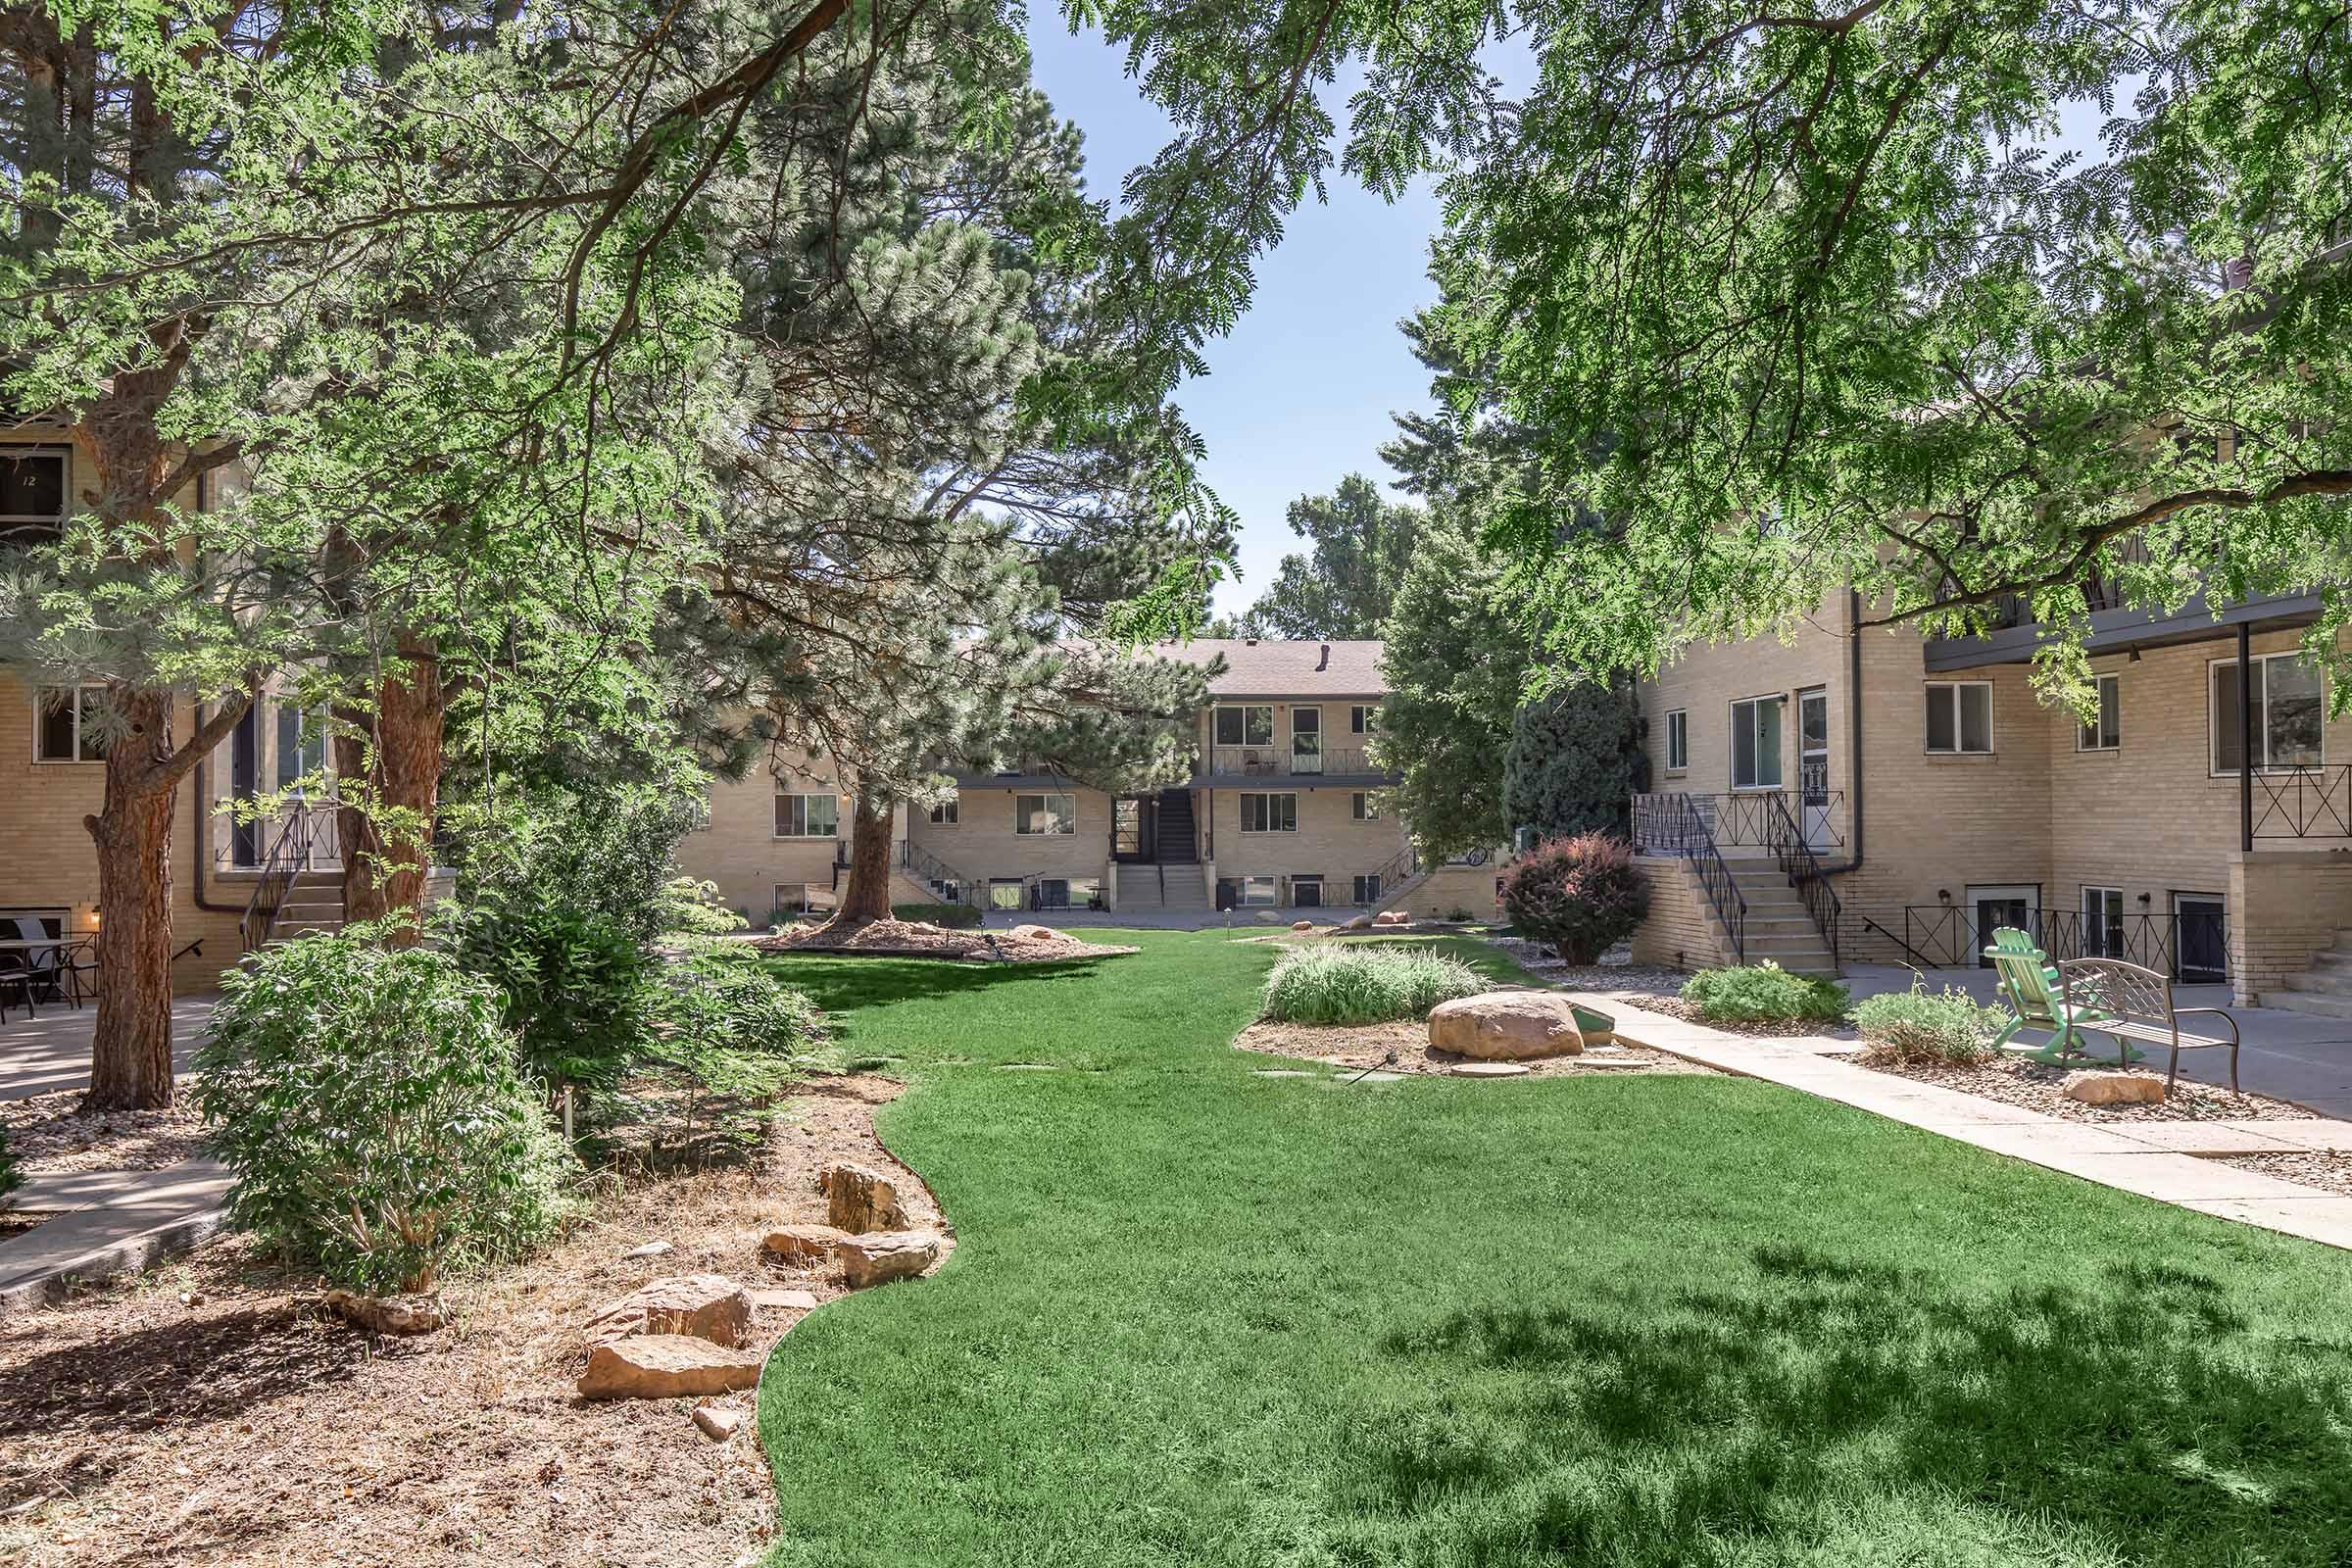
[
  {"left": 818, "top": 1162, "right": 908, "bottom": 1233},
  {"left": 585, "top": 1274, "right": 752, "bottom": 1348},
  {"left": 577, "top": 1335, "right": 764, "bottom": 1399},
  {"left": 1428, "top": 992, "right": 1589, "bottom": 1061},
  {"left": 2063, "top": 1070, "right": 2165, "bottom": 1105},
  {"left": 836, "top": 1231, "right": 942, "bottom": 1289}
]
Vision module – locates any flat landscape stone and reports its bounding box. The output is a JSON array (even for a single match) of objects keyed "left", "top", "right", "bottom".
[
  {"left": 585, "top": 1273, "right": 752, "bottom": 1347},
  {"left": 762, "top": 1224, "right": 850, "bottom": 1264},
  {"left": 1428, "top": 992, "right": 1587, "bottom": 1060},
  {"left": 324, "top": 1290, "right": 451, "bottom": 1336},
  {"left": 836, "top": 1231, "right": 941, "bottom": 1289},
  {"left": 817, "top": 1162, "right": 908, "bottom": 1233},
  {"left": 1448, "top": 1062, "right": 1532, "bottom": 1078},
  {"left": 577, "top": 1335, "right": 763, "bottom": 1399},
  {"left": 748, "top": 1287, "right": 820, "bottom": 1311},
  {"left": 2063, "top": 1070, "right": 2166, "bottom": 1105}
]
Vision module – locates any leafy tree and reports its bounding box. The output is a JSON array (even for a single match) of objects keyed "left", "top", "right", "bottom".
[
  {"left": 1371, "top": 515, "right": 1530, "bottom": 859},
  {"left": 1243, "top": 473, "right": 1422, "bottom": 638},
  {"left": 1503, "top": 676, "right": 1644, "bottom": 842}
]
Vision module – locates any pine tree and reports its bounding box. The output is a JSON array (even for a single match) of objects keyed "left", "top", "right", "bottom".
[{"left": 1502, "top": 679, "right": 1644, "bottom": 843}]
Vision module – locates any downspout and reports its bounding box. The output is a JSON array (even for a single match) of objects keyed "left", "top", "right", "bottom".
[
  {"left": 1818, "top": 587, "right": 1867, "bottom": 878},
  {"left": 2238, "top": 621, "right": 2254, "bottom": 853}
]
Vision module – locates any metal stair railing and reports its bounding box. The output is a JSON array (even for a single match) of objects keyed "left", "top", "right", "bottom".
[
  {"left": 1362, "top": 842, "right": 1424, "bottom": 904},
  {"left": 1630, "top": 791, "right": 1747, "bottom": 964},
  {"left": 1762, "top": 792, "right": 1841, "bottom": 969},
  {"left": 898, "top": 840, "right": 980, "bottom": 906},
  {"left": 240, "top": 803, "right": 320, "bottom": 951}
]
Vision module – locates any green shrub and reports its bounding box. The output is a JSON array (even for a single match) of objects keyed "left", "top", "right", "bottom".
[
  {"left": 1680, "top": 962, "right": 1851, "bottom": 1025},
  {"left": 0, "top": 1124, "right": 19, "bottom": 1210},
  {"left": 657, "top": 876, "right": 749, "bottom": 937},
  {"left": 655, "top": 949, "right": 826, "bottom": 1062},
  {"left": 194, "top": 937, "right": 578, "bottom": 1294},
  {"left": 894, "top": 902, "right": 982, "bottom": 929},
  {"left": 450, "top": 888, "right": 659, "bottom": 1089},
  {"left": 1853, "top": 983, "right": 2005, "bottom": 1064},
  {"left": 1500, "top": 832, "right": 1650, "bottom": 962},
  {"left": 1262, "top": 943, "right": 1488, "bottom": 1025}
]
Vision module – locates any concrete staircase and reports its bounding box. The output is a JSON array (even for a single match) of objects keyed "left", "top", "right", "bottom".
[
  {"left": 1114, "top": 861, "right": 1209, "bottom": 913},
  {"left": 1719, "top": 851, "right": 1838, "bottom": 977},
  {"left": 2266, "top": 935, "right": 2352, "bottom": 1018},
  {"left": 270, "top": 870, "right": 347, "bottom": 940}
]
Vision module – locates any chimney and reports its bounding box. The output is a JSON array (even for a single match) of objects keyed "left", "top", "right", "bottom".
[{"left": 1316, "top": 643, "right": 1329, "bottom": 671}]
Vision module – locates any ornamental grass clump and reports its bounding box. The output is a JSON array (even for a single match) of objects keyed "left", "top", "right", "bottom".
[
  {"left": 194, "top": 936, "right": 579, "bottom": 1295},
  {"left": 1853, "top": 983, "right": 2006, "bottom": 1065},
  {"left": 1680, "top": 961, "right": 1851, "bottom": 1025},
  {"left": 1262, "top": 943, "right": 1487, "bottom": 1026}
]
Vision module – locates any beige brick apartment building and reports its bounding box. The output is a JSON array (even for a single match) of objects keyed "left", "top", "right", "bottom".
[
  {"left": 675, "top": 640, "right": 1502, "bottom": 924},
  {"left": 1629, "top": 584, "right": 2352, "bottom": 1006}
]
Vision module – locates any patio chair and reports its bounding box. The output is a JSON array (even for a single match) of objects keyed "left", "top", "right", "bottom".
[
  {"left": 1983, "top": 926, "right": 2125, "bottom": 1065},
  {"left": 0, "top": 951, "right": 32, "bottom": 1024},
  {"left": 9, "top": 916, "right": 66, "bottom": 1009},
  {"left": 2058, "top": 957, "right": 2241, "bottom": 1096}
]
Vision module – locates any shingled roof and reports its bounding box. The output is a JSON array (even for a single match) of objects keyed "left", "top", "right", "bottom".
[{"left": 1153, "top": 639, "right": 1388, "bottom": 699}]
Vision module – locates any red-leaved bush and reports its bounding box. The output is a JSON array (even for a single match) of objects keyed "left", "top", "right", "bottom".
[{"left": 1501, "top": 831, "right": 1650, "bottom": 963}]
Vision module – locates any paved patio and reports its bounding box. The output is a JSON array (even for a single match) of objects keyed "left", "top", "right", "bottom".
[
  {"left": 1845, "top": 963, "right": 2352, "bottom": 1120},
  {"left": 0, "top": 996, "right": 213, "bottom": 1102}
]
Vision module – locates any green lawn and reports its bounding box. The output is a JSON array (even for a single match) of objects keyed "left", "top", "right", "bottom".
[{"left": 758, "top": 929, "right": 2352, "bottom": 1567}]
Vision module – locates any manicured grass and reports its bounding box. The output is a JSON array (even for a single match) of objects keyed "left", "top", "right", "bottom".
[{"left": 760, "top": 930, "right": 2352, "bottom": 1567}]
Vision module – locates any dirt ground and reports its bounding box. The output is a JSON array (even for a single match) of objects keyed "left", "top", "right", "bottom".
[
  {"left": 758, "top": 918, "right": 1136, "bottom": 964},
  {"left": 0, "top": 1073, "right": 936, "bottom": 1568},
  {"left": 1235, "top": 1018, "right": 1719, "bottom": 1080}
]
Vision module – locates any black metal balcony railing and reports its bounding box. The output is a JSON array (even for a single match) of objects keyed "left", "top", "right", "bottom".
[
  {"left": 1890, "top": 906, "right": 2228, "bottom": 982},
  {"left": 1633, "top": 790, "right": 1847, "bottom": 852},
  {"left": 2249, "top": 765, "right": 2352, "bottom": 839},
  {"left": 1630, "top": 793, "right": 1747, "bottom": 962},
  {"left": 1205, "top": 745, "right": 1378, "bottom": 777}
]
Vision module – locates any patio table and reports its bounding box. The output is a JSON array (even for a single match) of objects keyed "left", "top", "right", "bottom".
[{"left": 0, "top": 935, "right": 97, "bottom": 1014}]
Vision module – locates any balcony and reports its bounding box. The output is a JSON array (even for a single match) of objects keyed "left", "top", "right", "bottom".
[{"left": 1203, "top": 745, "right": 1385, "bottom": 781}]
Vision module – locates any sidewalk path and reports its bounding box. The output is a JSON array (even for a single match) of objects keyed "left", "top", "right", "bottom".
[
  {"left": 0, "top": 997, "right": 213, "bottom": 1102},
  {"left": 1579, "top": 994, "right": 2352, "bottom": 1252}
]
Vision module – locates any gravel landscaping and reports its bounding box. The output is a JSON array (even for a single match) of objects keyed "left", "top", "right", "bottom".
[
  {"left": 0, "top": 1090, "right": 209, "bottom": 1176},
  {"left": 1234, "top": 1018, "right": 1717, "bottom": 1080},
  {"left": 1867, "top": 1054, "right": 2318, "bottom": 1124},
  {"left": 757, "top": 918, "right": 1136, "bottom": 964}
]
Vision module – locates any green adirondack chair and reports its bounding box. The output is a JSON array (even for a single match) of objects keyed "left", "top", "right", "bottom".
[{"left": 1983, "top": 927, "right": 2130, "bottom": 1064}]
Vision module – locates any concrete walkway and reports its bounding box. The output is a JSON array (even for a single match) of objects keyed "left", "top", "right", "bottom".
[
  {"left": 0, "top": 996, "right": 213, "bottom": 1101},
  {"left": 1582, "top": 993, "right": 2352, "bottom": 1251},
  {"left": 1845, "top": 963, "right": 2352, "bottom": 1119},
  {"left": 0, "top": 997, "right": 223, "bottom": 1311}
]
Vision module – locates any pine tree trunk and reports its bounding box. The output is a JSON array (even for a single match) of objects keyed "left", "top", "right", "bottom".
[
  {"left": 337, "top": 635, "right": 447, "bottom": 944},
  {"left": 828, "top": 793, "right": 897, "bottom": 929},
  {"left": 84, "top": 687, "right": 180, "bottom": 1110}
]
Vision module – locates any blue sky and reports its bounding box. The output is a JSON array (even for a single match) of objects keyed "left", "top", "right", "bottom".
[{"left": 1025, "top": 22, "right": 1446, "bottom": 616}]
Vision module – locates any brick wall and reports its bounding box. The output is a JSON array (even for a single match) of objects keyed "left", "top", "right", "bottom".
[
  {"left": 1627, "top": 858, "right": 1736, "bottom": 970},
  {"left": 1206, "top": 783, "right": 1409, "bottom": 899},
  {"left": 2228, "top": 850, "right": 2352, "bottom": 1004}
]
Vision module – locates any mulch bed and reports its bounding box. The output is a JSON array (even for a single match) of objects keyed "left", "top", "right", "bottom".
[
  {"left": 756, "top": 918, "right": 1135, "bottom": 964},
  {"left": 0, "top": 1091, "right": 209, "bottom": 1176},
  {"left": 0, "top": 1072, "right": 931, "bottom": 1568},
  {"left": 2222, "top": 1152, "right": 2352, "bottom": 1199},
  {"left": 1865, "top": 1054, "right": 2318, "bottom": 1124},
  {"left": 1235, "top": 1018, "right": 1719, "bottom": 1080}
]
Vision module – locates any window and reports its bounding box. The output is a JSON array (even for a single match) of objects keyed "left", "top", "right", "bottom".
[
  {"left": 1350, "top": 705, "right": 1379, "bottom": 735},
  {"left": 1730, "top": 695, "right": 1784, "bottom": 787},
  {"left": 1291, "top": 706, "right": 1321, "bottom": 770},
  {"left": 0, "top": 448, "right": 67, "bottom": 545},
  {"left": 1291, "top": 875, "right": 1323, "bottom": 907},
  {"left": 1666, "top": 710, "right": 1689, "bottom": 772},
  {"left": 1350, "top": 791, "right": 1381, "bottom": 820},
  {"left": 2078, "top": 674, "right": 2120, "bottom": 752},
  {"left": 1241, "top": 792, "right": 1297, "bottom": 832},
  {"left": 32, "top": 686, "right": 105, "bottom": 762},
  {"left": 1213, "top": 705, "right": 1274, "bottom": 747},
  {"left": 274, "top": 704, "right": 328, "bottom": 790},
  {"left": 1240, "top": 875, "right": 1279, "bottom": 906},
  {"left": 928, "top": 795, "right": 958, "bottom": 826},
  {"left": 773, "top": 792, "right": 839, "bottom": 837},
  {"left": 1016, "top": 793, "right": 1076, "bottom": 835},
  {"left": 1924, "top": 682, "right": 1993, "bottom": 755},
  {"left": 1352, "top": 873, "right": 1382, "bottom": 905},
  {"left": 771, "top": 883, "right": 833, "bottom": 918},
  {"left": 2212, "top": 654, "right": 2324, "bottom": 773},
  {"left": 2082, "top": 886, "right": 2126, "bottom": 957}
]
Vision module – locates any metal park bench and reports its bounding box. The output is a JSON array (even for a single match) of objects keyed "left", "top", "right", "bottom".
[{"left": 2057, "top": 956, "right": 2241, "bottom": 1096}]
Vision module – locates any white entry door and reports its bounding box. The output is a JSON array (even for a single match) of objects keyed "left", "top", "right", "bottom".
[{"left": 1797, "top": 688, "right": 1831, "bottom": 851}]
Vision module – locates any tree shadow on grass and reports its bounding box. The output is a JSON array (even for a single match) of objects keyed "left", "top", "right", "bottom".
[
  {"left": 763, "top": 955, "right": 1128, "bottom": 1048},
  {"left": 1369, "top": 1243, "right": 2352, "bottom": 1566}
]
